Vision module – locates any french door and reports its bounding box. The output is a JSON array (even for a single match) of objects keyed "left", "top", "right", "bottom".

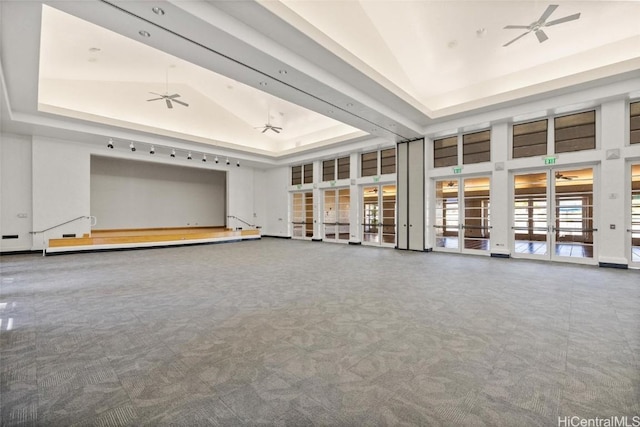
[
  {"left": 512, "top": 167, "right": 596, "bottom": 263},
  {"left": 630, "top": 164, "right": 640, "bottom": 267},
  {"left": 434, "top": 176, "right": 491, "bottom": 253},
  {"left": 291, "top": 192, "right": 313, "bottom": 239},
  {"left": 362, "top": 185, "right": 396, "bottom": 246},
  {"left": 323, "top": 188, "right": 350, "bottom": 243}
]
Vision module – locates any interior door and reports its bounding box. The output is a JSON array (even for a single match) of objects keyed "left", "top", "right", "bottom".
[
  {"left": 512, "top": 167, "right": 595, "bottom": 262},
  {"left": 292, "top": 192, "right": 313, "bottom": 239},
  {"left": 362, "top": 185, "right": 396, "bottom": 246},
  {"left": 630, "top": 164, "right": 640, "bottom": 267},
  {"left": 323, "top": 188, "right": 350, "bottom": 243}
]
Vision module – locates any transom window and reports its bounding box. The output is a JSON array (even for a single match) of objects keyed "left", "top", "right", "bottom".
[
  {"left": 291, "top": 163, "right": 313, "bottom": 185},
  {"left": 631, "top": 101, "right": 640, "bottom": 145},
  {"left": 361, "top": 148, "right": 396, "bottom": 177},
  {"left": 322, "top": 156, "right": 350, "bottom": 181}
]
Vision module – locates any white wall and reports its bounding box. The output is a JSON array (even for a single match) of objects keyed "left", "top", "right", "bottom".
[
  {"left": 90, "top": 156, "right": 226, "bottom": 229},
  {"left": 0, "top": 133, "right": 33, "bottom": 252},
  {"left": 260, "top": 166, "right": 289, "bottom": 237},
  {"left": 32, "top": 136, "right": 91, "bottom": 250}
]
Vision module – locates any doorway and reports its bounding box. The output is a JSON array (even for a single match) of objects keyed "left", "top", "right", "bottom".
[
  {"left": 434, "top": 176, "right": 491, "bottom": 253},
  {"left": 291, "top": 192, "right": 313, "bottom": 239},
  {"left": 323, "top": 188, "right": 350, "bottom": 242},
  {"left": 362, "top": 185, "right": 396, "bottom": 246},
  {"left": 630, "top": 164, "right": 640, "bottom": 267},
  {"left": 512, "top": 167, "right": 596, "bottom": 263}
]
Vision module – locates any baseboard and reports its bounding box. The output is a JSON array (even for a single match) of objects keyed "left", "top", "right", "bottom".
[
  {"left": 491, "top": 253, "right": 511, "bottom": 258},
  {"left": 261, "top": 235, "right": 292, "bottom": 239},
  {"left": 598, "top": 262, "right": 628, "bottom": 269},
  {"left": 0, "top": 249, "right": 40, "bottom": 256}
]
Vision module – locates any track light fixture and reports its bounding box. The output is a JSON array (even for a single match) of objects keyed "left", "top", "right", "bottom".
[
  {"left": 170, "top": 149, "right": 176, "bottom": 158},
  {"left": 236, "top": 161, "right": 240, "bottom": 167},
  {"left": 107, "top": 138, "right": 114, "bottom": 149},
  {"left": 202, "top": 154, "right": 207, "bottom": 162},
  {"left": 215, "top": 156, "right": 219, "bottom": 164},
  {"left": 150, "top": 145, "right": 155, "bottom": 154},
  {"left": 226, "top": 158, "right": 230, "bottom": 165},
  {"left": 129, "top": 142, "right": 136, "bottom": 152},
  {"left": 187, "top": 152, "right": 192, "bottom": 160}
]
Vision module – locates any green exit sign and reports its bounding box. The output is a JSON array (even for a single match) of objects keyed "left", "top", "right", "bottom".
[
  {"left": 452, "top": 167, "right": 462, "bottom": 174},
  {"left": 544, "top": 156, "right": 557, "bottom": 165}
]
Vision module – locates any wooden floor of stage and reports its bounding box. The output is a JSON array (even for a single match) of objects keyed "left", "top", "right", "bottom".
[{"left": 47, "top": 226, "right": 260, "bottom": 253}]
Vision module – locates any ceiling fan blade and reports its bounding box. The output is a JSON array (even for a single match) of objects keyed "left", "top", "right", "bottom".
[
  {"left": 147, "top": 97, "right": 163, "bottom": 102},
  {"left": 172, "top": 99, "right": 189, "bottom": 107},
  {"left": 545, "top": 13, "right": 580, "bottom": 27},
  {"left": 149, "top": 92, "right": 164, "bottom": 97},
  {"left": 535, "top": 29, "right": 549, "bottom": 43},
  {"left": 261, "top": 128, "right": 268, "bottom": 133},
  {"left": 167, "top": 94, "right": 181, "bottom": 99},
  {"left": 503, "top": 31, "right": 530, "bottom": 47},
  {"left": 504, "top": 25, "right": 530, "bottom": 29},
  {"left": 166, "top": 99, "right": 173, "bottom": 109},
  {"left": 272, "top": 128, "right": 281, "bottom": 134},
  {"left": 272, "top": 127, "right": 282, "bottom": 131},
  {"left": 538, "top": 4, "right": 559, "bottom": 23}
]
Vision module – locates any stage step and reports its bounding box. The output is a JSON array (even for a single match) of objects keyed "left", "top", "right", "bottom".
[{"left": 47, "top": 227, "right": 260, "bottom": 254}]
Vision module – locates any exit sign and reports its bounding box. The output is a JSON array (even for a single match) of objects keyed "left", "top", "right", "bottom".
[
  {"left": 544, "top": 156, "right": 557, "bottom": 165},
  {"left": 452, "top": 167, "right": 462, "bottom": 174}
]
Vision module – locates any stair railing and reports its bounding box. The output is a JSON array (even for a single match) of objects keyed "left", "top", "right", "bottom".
[
  {"left": 227, "top": 215, "right": 261, "bottom": 230},
  {"left": 30, "top": 215, "right": 96, "bottom": 256}
]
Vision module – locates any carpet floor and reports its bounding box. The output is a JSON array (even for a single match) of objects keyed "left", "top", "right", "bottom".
[{"left": 1, "top": 238, "right": 638, "bottom": 426}]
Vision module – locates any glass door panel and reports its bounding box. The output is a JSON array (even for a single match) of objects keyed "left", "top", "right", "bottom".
[
  {"left": 630, "top": 164, "right": 640, "bottom": 265},
  {"left": 363, "top": 186, "right": 379, "bottom": 243},
  {"left": 553, "top": 168, "right": 594, "bottom": 259},
  {"left": 463, "top": 177, "right": 491, "bottom": 251},
  {"left": 513, "top": 172, "right": 549, "bottom": 257},
  {"left": 435, "top": 180, "right": 460, "bottom": 250},
  {"left": 292, "top": 192, "right": 313, "bottom": 239},
  {"left": 338, "top": 189, "right": 350, "bottom": 241},
  {"left": 381, "top": 185, "right": 396, "bottom": 245}
]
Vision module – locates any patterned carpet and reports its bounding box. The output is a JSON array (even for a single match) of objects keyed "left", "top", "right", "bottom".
[{"left": 1, "top": 238, "right": 638, "bottom": 426}]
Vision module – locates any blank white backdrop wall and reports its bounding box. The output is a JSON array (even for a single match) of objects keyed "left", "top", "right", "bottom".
[{"left": 90, "top": 156, "right": 226, "bottom": 229}]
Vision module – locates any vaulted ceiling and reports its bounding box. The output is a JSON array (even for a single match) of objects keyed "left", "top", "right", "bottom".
[{"left": 2, "top": 1, "right": 639, "bottom": 162}]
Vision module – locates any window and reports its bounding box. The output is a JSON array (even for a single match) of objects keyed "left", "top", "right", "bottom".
[
  {"left": 513, "top": 119, "right": 547, "bottom": 159},
  {"left": 554, "top": 110, "right": 595, "bottom": 153},
  {"left": 291, "top": 166, "right": 302, "bottom": 186},
  {"left": 631, "top": 101, "right": 640, "bottom": 145},
  {"left": 291, "top": 163, "right": 313, "bottom": 185},
  {"left": 322, "top": 156, "right": 350, "bottom": 181},
  {"left": 322, "top": 160, "right": 335, "bottom": 182},
  {"left": 361, "top": 152, "right": 378, "bottom": 177},
  {"left": 380, "top": 148, "right": 396, "bottom": 174},
  {"left": 303, "top": 163, "right": 313, "bottom": 184},
  {"left": 463, "top": 130, "right": 490, "bottom": 164},
  {"left": 361, "top": 149, "right": 396, "bottom": 177},
  {"left": 337, "top": 156, "right": 350, "bottom": 179},
  {"left": 434, "top": 136, "right": 458, "bottom": 168}
]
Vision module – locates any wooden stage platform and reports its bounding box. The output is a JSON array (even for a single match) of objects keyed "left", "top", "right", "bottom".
[{"left": 46, "top": 227, "right": 260, "bottom": 254}]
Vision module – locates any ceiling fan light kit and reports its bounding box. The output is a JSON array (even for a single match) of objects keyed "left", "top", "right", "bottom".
[{"left": 503, "top": 4, "right": 581, "bottom": 47}]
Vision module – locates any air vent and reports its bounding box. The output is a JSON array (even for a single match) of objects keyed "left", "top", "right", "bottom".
[
  {"left": 62, "top": 233, "right": 77, "bottom": 238},
  {"left": 2, "top": 235, "right": 19, "bottom": 239}
]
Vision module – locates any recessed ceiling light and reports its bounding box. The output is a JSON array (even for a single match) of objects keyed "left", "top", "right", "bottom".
[
  {"left": 259, "top": 81, "right": 268, "bottom": 86},
  {"left": 278, "top": 69, "right": 287, "bottom": 75},
  {"left": 476, "top": 28, "right": 487, "bottom": 38},
  {"left": 88, "top": 47, "right": 101, "bottom": 52},
  {"left": 152, "top": 7, "right": 165, "bottom": 15},
  {"left": 447, "top": 40, "right": 458, "bottom": 49},
  {"left": 139, "top": 30, "right": 151, "bottom": 38}
]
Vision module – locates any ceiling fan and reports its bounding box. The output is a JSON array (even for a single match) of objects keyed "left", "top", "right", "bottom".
[
  {"left": 503, "top": 4, "right": 581, "bottom": 47},
  {"left": 147, "top": 67, "right": 189, "bottom": 109},
  {"left": 255, "top": 110, "right": 283, "bottom": 134},
  {"left": 555, "top": 172, "right": 578, "bottom": 181}
]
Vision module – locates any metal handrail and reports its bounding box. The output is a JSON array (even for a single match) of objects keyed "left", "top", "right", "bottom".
[
  {"left": 30, "top": 216, "right": 96, "bottom": 256},
  {"left": 31, "top": 216, "right": 95, "bottom": 234},
  {"left": 227, "top": 215, "right": 261, "bottom": 229}
]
